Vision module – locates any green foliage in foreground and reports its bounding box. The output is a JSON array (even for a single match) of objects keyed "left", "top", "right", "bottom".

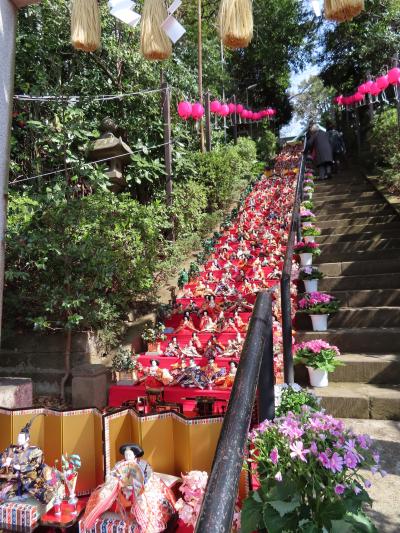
[
  {"left": 5, "top": 140, "right": 257, "bottom": 347},
  {"left": 368, "top": 108, "right": 400, "bottom": 194}
]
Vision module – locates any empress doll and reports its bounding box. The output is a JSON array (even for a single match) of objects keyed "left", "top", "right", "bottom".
[
  {"left": 199, "top": 310, "right": 217, "bottom": 332},
  {"left": 171, "top": 359, "right": 208, "bottom": 389},
  {"left": 215, "top": 362, "right": 237, "bottom": 389}
]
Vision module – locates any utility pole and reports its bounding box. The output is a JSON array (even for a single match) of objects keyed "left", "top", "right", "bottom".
[
  {"left": 366, "top": 72, "right": 374, "bottom": 122},
  {"left": 0, "top": 0, "right": 18, "bottom": 347},
  {"left": 197, "top": 0, "right": 205, "bottom": 152},
  {"left": 392, "top": 53, "right": 400, "bottom": 131},
  {"left": 205, "top": 90, "right": 211, "bottom": 152}
]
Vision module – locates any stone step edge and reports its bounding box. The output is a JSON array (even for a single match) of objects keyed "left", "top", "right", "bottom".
[{"left": 364, "top": 173, "right": 400, "bottom": 219}]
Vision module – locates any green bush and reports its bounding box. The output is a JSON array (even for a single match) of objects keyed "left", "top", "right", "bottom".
[
  {"left": 368, "top": 108, "right": 400, "bottom": 167},
  {"left": 169, "top": 179, "right": 208, "bottom": 238},
  {"left": 5, "top": 191, "right": 168, "bottom": 337},
  {"left": 256, "top": 126, "right": 277, "bottom": 163}
]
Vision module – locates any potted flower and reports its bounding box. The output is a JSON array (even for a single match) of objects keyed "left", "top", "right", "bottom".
[
  {"left": 298, "top": 266, "right": 324, "bottom": 293},
  {"left": 242, "top": 410, "right": 384, "bottom": 533},
  {"left": 141, "top": 322, "right": 166, "bottom": 353},
  {"left": 111, "top": 347, "right": 142, "bottom": 384},
  {"left": 275, "top": 383, "right": 320, "bottom": 416},
  {"left": 301, "top": 200, "right": 314, "bottom": 211},
  {"left": 294, "top": 241, "right": 321, "bottom": 267},
  {"left": 300, "top": 208, "right": 316, "bottom": 225},
  {"left": 302, "top": 224, "right": 321, "bottom": 244},
  {"left": 294, "top": 340, "right": 344, "bottom": 387},
  {"left": 298, "top": 292, "right": 341, "bottom": 331}
]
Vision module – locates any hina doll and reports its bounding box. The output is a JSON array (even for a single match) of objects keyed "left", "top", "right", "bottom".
[
  {"left": 0, "top": 417, "right": 59, "bottom": 504},
  {"left": 181, "top": 340, "right": 202, "bottom": 359},
  {"left": 223, "top": 339, "right": 240, "bottom": 359},
  {"left": 164, "top": 341, "right": 181, "bottom": 358},
  {"left": 171, "top": 359, "right": 208, "bottom": 389},
  {"left": 220, "top": 317, "right": 239, "bottom": 334},
  {"left": 199, "top": 311, "right": 217, "bottom": 332},
  {"left": 215, "top": 362, "right": 238, "bottom": 389},
  {"left": 233, "top": 311, "right": 248, "bottom": 332},
  {"left": 139, "top": 360, "right": 173, "bottom": 387},
  {"left": 81, "top": 444, "right": 176, "bottom": 533},
  {"left": 191, "top": 332, "right": 203, "bottom": 353},
  {"left": 174, "top": 312, "right": 198, "bottom": 333},
  {"left": 202, "top": 357, "right": 226, "bottom": 386}
]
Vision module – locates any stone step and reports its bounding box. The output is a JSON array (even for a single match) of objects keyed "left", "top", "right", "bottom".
[
  {"left": 296, "top": 307, "right": 400, "bottom": 329},
  {"left": 317, "top": 259, "right": 400, "bottom": 277},
  {"left": 316, "top": 229, "right": 400, "bottom": 244},
  {"left": 328, "top": 289, "right": 400, "bottom": 307},
  {"left": 317, "top": 207, "right": 394, "bottom": 221},
  {"left": 316, "top": 249, "right": 400, "bottom": 264},
  {"left": 319, "top": 221, "right": 400, "bottom": 235},
  {"left": 313, "top": 185, "right": 375, "bottom": 194},
  {"left": 316, "top": 203, "right": 390, "bottom": 215},
  {"left": 312, "top": 191, "right": 382, "bottom": 202},
  {"left": 314, "top": 198, "right": 386, "bottom": 210},
  {"left": 295, "top": 328, "right": 400, "bottom": 354},
  {"left": 319, "top": 274, "right": 400, "bottom": 291},
  {"left": 318, "top": 238, "right": 400, "bottom": 254},
  {"left": 310, "top": 383, "right": 400, "bottom": 420},
  {"left": 318, "top": 215, "right": 400, "bottom": 229},
  {"left": 294, "top": 354, "right": 400, "bottom": 385}
]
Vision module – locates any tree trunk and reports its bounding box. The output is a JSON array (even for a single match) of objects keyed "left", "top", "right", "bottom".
[{"left": 60, "top": 328, "right": 72, "bottom": 402}]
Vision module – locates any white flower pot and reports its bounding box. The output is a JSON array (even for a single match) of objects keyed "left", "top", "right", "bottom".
[
  {"left": 304, "top": 279, "right": 318, "bottom": 293},
  {"left": 304, "top": 236, "right": 315, "bottom": 243},
  {"left": 310, "top": 314, "right": 329, "bottom": 331},
  {"left": 307, "top": 366, "right": 329, "bottom": 387},
  {"left": 300, "top": 253, "right": 313, "bottom": 266}
]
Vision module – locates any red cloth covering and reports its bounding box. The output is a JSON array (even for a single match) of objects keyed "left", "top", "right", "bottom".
[{"left": 109, "top": 384, "right": 230, "bottom": 413}]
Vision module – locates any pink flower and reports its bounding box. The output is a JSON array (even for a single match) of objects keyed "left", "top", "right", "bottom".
[
  {"left": 334, "top": 484, "right": 345, "bottom": 495},
  {"left": 270, "top": 447, "right": 279, "bottom": 465},
  {"left": 318, "top": 452, "right": 330, "bottom": 469},
  {"left": 290, "top": 440, "right": 310, "bottom": 462},
  {"left": 275, "top": 471, "right": 283, "bottom": 482},
  {"left": 329, "top": 452, "right": 344, "bottom": 473},
  {"left": 344, "top": 452, "right": 358, "bottom": 469}
]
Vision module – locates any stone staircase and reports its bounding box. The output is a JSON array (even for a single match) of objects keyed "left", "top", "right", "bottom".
[{"left": 295, "top": 170, "right": 400, "bottom": 420}]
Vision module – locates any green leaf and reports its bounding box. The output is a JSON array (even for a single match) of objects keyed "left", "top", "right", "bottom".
[
  {"left": 241, "top": 497, "right": 262, "bottom": 533},
  {"left": 268, "top": 497, "right": 300, "bottom": 517},
  {"left": 331, "top": 519, "right": 354, "bottom": 533},
  {"left": 344, "top": 512, "right": 378, "bottom": 533}
]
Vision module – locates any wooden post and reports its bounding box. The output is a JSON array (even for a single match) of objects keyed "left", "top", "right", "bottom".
[
  {"left": 233, "top": 95, "right": 238, "bottom": 145},
  {"left": 392, "top": 54, "right": 400, "bottom": 131},
  {"left": 367, "top": 72, "right": 374, "bottom": 122},
  {"left": 205, "top": 90, "right": 211, "bottom": 152},
  {"left": 355, "top": 106, "right": 362, "bottom": 156},
  {"left": 162, "top": 82, "right": 173, "bottom": 217},
  {"left": 198, "top": 0, "right": 205, "bottom": 152},
  {"left": 0, "top": 0, "right": 18, "bottom": 346}
]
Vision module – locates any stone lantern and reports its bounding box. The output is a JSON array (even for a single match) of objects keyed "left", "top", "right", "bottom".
[{"left": 87, "top": 118, "right": 133, "bottom": 193}]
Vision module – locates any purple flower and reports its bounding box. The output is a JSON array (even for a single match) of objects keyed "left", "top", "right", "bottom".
[
  {"left": 364, "top": 479, "right": 372, "bottom": 489},
  {"left": 380, "top": 470, "right": 387, "bottom": 477},
  {"left": 310, "top": 441, "right": 318, "bottom": 455},
  {"left": 275, "top": 471, "right": 283, "bottom": 482},
  {"left": 290, "top": 440, "right": 310, "bottom": 462},
  {"left": 270, "top": 447, "right": 279, "bottom": 465},
  {"left": 354, "top": 485, "right": 362, "bottom": 495},
  {"left": 334, "top": 484, "right": 345, "bottom": 495},
  {"left": 319, "top": 452, "right": 330, "bottom": 468},
  {"left": 372, "top": 452, "right": 380, "bottom": 464},
  {"left": 329, "top": 452, "right": 344, "bottom": 473},
  {"left": 344, "top": 452, "right": 358, "bottom": 469},
  {"left": 357, "top": 434, "right": 371, "bottom": 450}
]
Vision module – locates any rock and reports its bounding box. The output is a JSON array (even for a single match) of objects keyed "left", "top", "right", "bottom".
[{"left": 0, "top": 378, "right": 33, "bottom": 408}]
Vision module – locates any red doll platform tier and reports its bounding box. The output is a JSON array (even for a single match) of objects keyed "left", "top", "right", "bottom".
[{"left": 108, "top": 145, "right": 302, "bottom": 415}]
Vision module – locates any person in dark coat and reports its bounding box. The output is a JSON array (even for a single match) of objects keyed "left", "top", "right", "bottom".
[
  {"left": 304, "top": 124, "right": 334, "bottom": 179},
  {"left": 326, "top": 120, "right": 346, "bottom": 173}
]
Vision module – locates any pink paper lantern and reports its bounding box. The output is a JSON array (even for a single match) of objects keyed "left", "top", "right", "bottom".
[
  {"left": 228, "top": 103, "right": 236, "bottom": 114},
  {"left": 363, "top": 80, "right": 374, "bottom": 94},
  {"left": 369, "top": 83, "right": 381, "bottom": 96},
  {"left": 241, "top": 109, "right": 249, "bottom": 119},
  {"left": 388, "top": 67, "right": 400, "bottom": 84},
  {"left": 177, "top": 101, "right": 192, "bottom": 120},
  {"left": 376, "top": 75, "right": 389, "bottom": 90},
  {"left": 210, "top": 100, "right": 221, "bottom": 113},
  {"left": 191, "top": 102, "right": 204, "bottom": 120},
  {"left": 236, "top": 104, "right": 244, "bottom": 113},
  {"left": 353, "top": 92, "right": 364, "bottom": 103},
  {"left": 358, "top": 84, "right": 368, "bottom": 95},
  {"left": 219, "top": 104, "right": 230, "bottom": 117}
]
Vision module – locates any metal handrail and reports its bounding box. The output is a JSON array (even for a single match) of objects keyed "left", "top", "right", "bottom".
[
  {"left": 195, "top": 291, "right": 274, "bottom": 533},
  {"left": 280, "top": 141, "right": 307, "bottom": 384}
]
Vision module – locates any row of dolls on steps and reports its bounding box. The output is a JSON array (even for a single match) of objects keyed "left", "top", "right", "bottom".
[
  {"left": 163, "top": 332, "right": 244, "bottom": 359},
  {"left": 173, "top": 310, "right": 248, "bottom": 334},
  {"left": 139, "top": 357, "right": 237, "bottom": 390}
]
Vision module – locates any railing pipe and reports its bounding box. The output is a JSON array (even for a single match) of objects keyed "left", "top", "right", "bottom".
[
  {"left": 280, "top": 143, "right": 306, "bottom": 385},
  {"left": 195, "top": 291, "right": 274, "bottom": 533}
]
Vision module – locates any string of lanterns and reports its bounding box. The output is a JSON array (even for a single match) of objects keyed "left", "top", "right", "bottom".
[
  {"left": 177, "top": 100, "right": 277, "bottom": 122},
  {"left": 71, "top": 0, "right": 254, "bottom": 59},
  {"left": 334, "top": 67, "right": 400, "bottom": 107}
]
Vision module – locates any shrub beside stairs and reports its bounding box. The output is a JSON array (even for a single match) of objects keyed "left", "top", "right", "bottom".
[{"left": 296, "top": 170, "right": 400, "bottom": 420}]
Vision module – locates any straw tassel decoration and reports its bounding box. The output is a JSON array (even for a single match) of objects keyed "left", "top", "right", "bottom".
[
  {"left": 324, "top": 0, "right": 365, "bottom": 22},
  {"left": 71, "top": 0, "right": 101, "bottom": 52},
  {"left": 218, "top": 0, "right": 253, "bottom": 50},
  {"left": 140, "top": 0, "right": 172, "bottom": 61}
]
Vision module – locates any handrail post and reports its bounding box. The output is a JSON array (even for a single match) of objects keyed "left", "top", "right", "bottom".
[
  {"left": 258, "top": 294, "right": 275, "bottom": 422},
  {"left": 195, "top": 292, "right": 273, "bottom": 533}
]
